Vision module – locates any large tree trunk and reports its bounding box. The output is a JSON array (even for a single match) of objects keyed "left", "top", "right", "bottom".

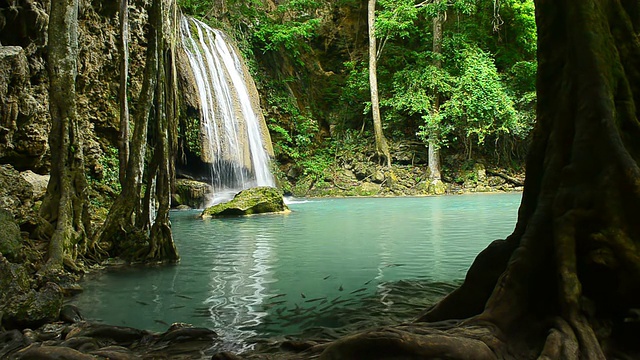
[
  {"left": 367, "top": 0, "right": 391, "bottom": 168},
  {"left": 303, "top": 1, "right": 640, "bottom": 359},
  {"left": 147, "top": 0, "right": 178, "bottom": 262},
  {"left": 97, "top": 0, "right": 158, "bottom": 259},
  {"left": 40, "top": 0, "right": 91, "bottom": 272}
]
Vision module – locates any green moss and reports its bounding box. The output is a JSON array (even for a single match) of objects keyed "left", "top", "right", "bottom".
[{"left": 202, "top": 187, "right": 289, "bottom": 217}]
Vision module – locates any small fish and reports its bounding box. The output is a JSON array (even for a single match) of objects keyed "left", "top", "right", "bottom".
[
  {"left": 154, "top": 319, "right": 169, "bottom": 326},
  {"left": 301, "top": 293, "right": 306, "bottom": 299},
  {"left": 175, "top": 294, "right": 193, "bottom": 300},
  {"left": 135, "top": 300, "right": 149, "bottom": 306},
  {"left": 267, "top": 300, "right": 286, "bottom": 306},
  {"left": 338, "top": 285, "right": 343, "bottom": 291},
  {"left": 169, "top": 305, "right": 185, "bottom": 309},
  {"left": 269, "top": 293, "right": 286, "bottom": 300},
  {"left": 350, "top": 287, "right": 367, "bottom": 295},
  {"left": 304, "top": 297, "right": 326, "bottom": 303},
  {"left": 364, "top": 278, "right": 375, "bottom": 285},
  {"left": 323, "top": 275, "right": 331, "bottom": 280}
]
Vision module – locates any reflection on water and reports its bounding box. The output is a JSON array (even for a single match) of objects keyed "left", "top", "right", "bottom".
[{"left": 71, "top": 193, "right": 521, "bottom": 352}]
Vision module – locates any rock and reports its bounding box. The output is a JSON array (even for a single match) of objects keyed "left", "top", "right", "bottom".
[
  {"left": 201, "top": 187, "right": 289, "bottom": 218},
  {"left": 0, "top": 209, "right": 22, "bottom": 261},
  {"left": 14, "top": 344, "right": 96, "bottom": 360},
  {"left": 20, "top": 170, "right": 49, "bottom": 200},
  {"left": 174, "top": 179, "right": 212, "bottom": 209},
  {"left": 0, "top": 164, "right": 40, "bottom": 233},
  {"left": 0, "top": 46, "right": 49, "bottom": 171},
  {"left": 474, "top": 163, "right": 487, "bottom": 182},
  {"left": 0, "top": 256, "right": 63, "bottom": 329},
  {"left": 59, "top": 305, "right": 83, "bottom": 324},
  {"left": 356, "top": 182, "right": 381, "bottom": 196},
  {"left": 428, "top": 180, "right": 447, "bottom": 195},
  {"left": 65, "top": 323, "right": 151, "bottom": 346},
  {"left": 0, "top": 329, "right": 29, "bottom": 358}
]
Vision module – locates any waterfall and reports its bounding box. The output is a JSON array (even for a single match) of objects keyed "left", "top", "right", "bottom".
[{"left": 180, "top": 16, "right": 275, "bottom": 206}]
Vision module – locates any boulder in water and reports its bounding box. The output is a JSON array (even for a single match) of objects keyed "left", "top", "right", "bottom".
[{"left": 201, "top": 187, "right": 289, "bottom": 218}]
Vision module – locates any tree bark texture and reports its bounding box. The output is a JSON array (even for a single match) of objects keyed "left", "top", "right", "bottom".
[
  {"left": 427, "top": 9, "right": 443, "bottom": 182},
  {"left": 273, "top": 1, "right": 640, "bottom": 359},
  {"left": 98, "top": 0, "right": 179, "bottom": 263},
  {"left": 41, "top": 0, "right": 91, "bottom": 271},
  {"left": 118, "top": 0, "right": 130, "bottom": 186},
  {"left": 367, "top": 0, "right": 391, "bottom": 168},
  {"left": 147, "top": 0, "right": 178, "bottom": 262},
  {"left": 97, "top": 0, "right": 158, "bottom": 259}
]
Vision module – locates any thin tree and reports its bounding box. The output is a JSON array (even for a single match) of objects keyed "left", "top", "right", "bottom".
[
  {"left": 40, "top": 0, "right": 91, "bottom": 271},
  {"left": 368, "top": 0, "right": 392, "bottom": 167},
  {"left": 427, "top": 1, "right": 443, "bottom": 187},
  {"left": 311, "top": 0, "right": 640, "bottom": 358},
  {"left": 118, "top": 0, "right": 130, "bottom": 185}
]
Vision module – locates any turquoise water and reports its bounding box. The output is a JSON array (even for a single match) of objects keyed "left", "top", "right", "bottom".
[{"left": 71, "top": 193, "right": 521, "bottom": 351}]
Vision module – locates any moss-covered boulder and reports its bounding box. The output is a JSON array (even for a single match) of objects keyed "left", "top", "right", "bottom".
[
  {"left": 0, "top": 255, "right": 63, "bottom": 329},
  {"left": 201, "top": 187, "right": 289, "bottom": 218},
  {"left": 0, "top": 209, "right": 22, "bottom": 261}
]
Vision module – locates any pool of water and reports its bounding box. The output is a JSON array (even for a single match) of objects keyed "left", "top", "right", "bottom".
[{"left": 71, "top": 193, "right": 521, "bottom": 351}]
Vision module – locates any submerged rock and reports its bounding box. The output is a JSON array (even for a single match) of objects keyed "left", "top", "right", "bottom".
[{"left": 201, "top": 187, "right": 289, "bottom": 218}]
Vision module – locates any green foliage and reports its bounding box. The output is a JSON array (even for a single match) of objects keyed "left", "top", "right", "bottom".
[
  {"left": 251, "top": 0, "right": 322, "bottom": 64},
  {"left": 440, "top": 46, "right": 518, "bottom": 145}
]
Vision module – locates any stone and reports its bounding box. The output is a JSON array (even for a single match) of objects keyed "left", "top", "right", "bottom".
[
  {"left": 356, "top": 182, "right": 381, "bottom": 196},
  {"left": 0, "top": 255, "right": 63, "bottom": 329},
  {"left": 59, "top": 305, "right": 83, "bottom": 324},
  {"left": 174, "top": 179, "right": 212, "bottom": 208},
  {"left": 19, "top": 170, "right": 49, "bottom": 200},
  {"left": 0, "top": 164, "right": 39, "bottom": 232},
  {"left": 474, "top": 163, "right": 487, "bottom": 182},
  {"left": 201, "top": 187, "right": 289, "bottom": 218},
  {"left": 0, "top": 209, "right": 22, "bottom": 261}
]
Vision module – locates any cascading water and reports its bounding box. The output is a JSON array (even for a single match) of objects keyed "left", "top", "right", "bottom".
[{"left": 180, "top": 16, "right": 275, "bottom": 206}]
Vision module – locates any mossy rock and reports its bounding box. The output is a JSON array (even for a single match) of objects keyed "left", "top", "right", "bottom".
[
  {"left": 201, "top": 187, "right": 289, "bottom": 218},
  {"left": 0, "top": 209, "right": 22, "bottom": 261},
  {"left": 0, "top": 255, "right": 63, "bottom": 329}
]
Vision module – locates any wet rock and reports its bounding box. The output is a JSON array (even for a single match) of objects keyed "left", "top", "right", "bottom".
[
  {"left": 65, "top": 323, "right": 151, "bottom": 346},
  {"left": 202, "top": 187, "right": 289, "bottom": 218},
  {"left": 59, "top": 305, "right": 83, "bottom": 324},
  {"left": 174, "top": 179, "right": 212, "bottom": 208},
  {"left": 13, "top": 344, "right": 95, "bottom": 360},
  {"left": 0, "top": 329, "right": 29, "bottom": 358},
  {"left": 90, "top": 345, "right": 136, "bottom": 360},
  {"left": 212, "top": 351, "right": 244, "bottom": 359}
]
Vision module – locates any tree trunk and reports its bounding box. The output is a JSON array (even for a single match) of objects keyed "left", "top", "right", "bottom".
[
  {"left": 313, "top": 0, "right": 640, "bottom": 359},
  {"left": 118, "top": 0, "right": 130, "bottom": 186},
  {"left": 427, "top": 7, "right": 443, "bottom": 191},
  {"left": 147, "top": 0, "right": 178, "bottom": 262},
  {"left": 40, "top": 0, "right": 91, "bottom": 272},
  {"left": 97, "top": 0, "right": 158, "bottom": 259},
  {"left": 367, "top": 0, "right": 391, "bottom": 168}
]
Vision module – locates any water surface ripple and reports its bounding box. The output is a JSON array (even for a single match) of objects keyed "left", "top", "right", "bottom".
[{"left": 71, "top": 193, "right": 521, "bottom": 351}]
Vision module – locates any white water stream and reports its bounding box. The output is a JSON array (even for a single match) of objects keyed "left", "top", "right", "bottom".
[{"left": 180, "top": 17, "right": 275, "bottom": 206}]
